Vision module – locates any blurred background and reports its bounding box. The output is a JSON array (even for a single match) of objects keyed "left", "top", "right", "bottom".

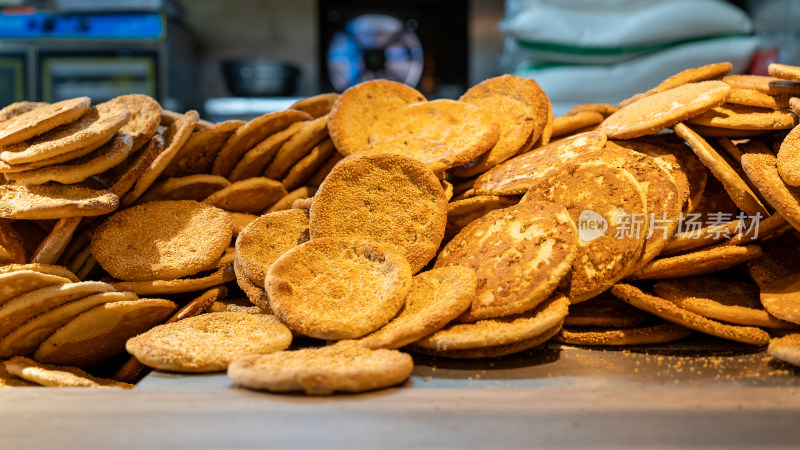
[{"left": 0, "top": 0, "right": 797, "bottom": 120}]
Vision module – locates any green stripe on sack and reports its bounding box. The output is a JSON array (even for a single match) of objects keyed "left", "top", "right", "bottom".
[{"left": 516, "top": 33, "right": 749, "bottom": 56}]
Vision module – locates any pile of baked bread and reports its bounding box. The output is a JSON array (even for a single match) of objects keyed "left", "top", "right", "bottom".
[{"left": 1, "top": 62, "right": 800, "bottom": 395}]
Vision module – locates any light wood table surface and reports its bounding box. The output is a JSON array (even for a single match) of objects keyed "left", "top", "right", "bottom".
[{"left": 2, "top": 336, "right": 799, "bottom": 449}]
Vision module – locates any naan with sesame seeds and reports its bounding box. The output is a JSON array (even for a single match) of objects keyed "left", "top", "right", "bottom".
[
  {"left": 522, "top": 161, "right": 647, "bottom": 303},
  {"left": 126, "top": 312, "right": 291, "bottom": 373},
  {"left": 309, "top": 153, "right": 446, "bottom": 273},
  {"left": 434, "top": 202, "right": 577, "bottom": 321}
]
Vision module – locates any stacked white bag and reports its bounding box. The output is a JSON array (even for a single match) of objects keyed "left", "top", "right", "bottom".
[{"left": 501, "top": 0, "right": 759, "bottom": 115}]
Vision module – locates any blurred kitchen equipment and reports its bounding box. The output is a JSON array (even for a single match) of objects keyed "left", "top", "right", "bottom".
[
  {"left": 222, "top": 58, "right": 300, "bottom": 97},
  {"left": 319, "top": 0, "right": 468, "bottom": 99},
  {"left": 0, "top": 1, "right": 196, "bottom": 110}
]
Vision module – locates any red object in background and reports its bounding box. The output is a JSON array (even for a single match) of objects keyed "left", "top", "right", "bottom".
[
  {"left": 748, "top": 47, "right": 779, "bottom": 75},
  {"left": 1, "top": 6, "right": 37, "bottom": 15}
]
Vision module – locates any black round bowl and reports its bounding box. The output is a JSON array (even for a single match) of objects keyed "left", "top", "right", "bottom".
[{"left": 222, "top": 59, "right": 301, "bottom": 97}]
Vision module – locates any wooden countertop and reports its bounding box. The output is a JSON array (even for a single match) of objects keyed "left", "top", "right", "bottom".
[{"left": 2, "top": 336, "right": 800, "bottom": 449}]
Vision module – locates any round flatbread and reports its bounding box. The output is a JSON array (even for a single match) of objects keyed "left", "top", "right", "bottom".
[
  {"left": 555, "top": 323, "right": 691, "bottom": 346},
  {"left": 228, "top": 211, "right": 257, "bottom": 237},
  {"left": 161, "top": 109, "right": 211, "bottom": 129},
  {"left": 0, "top": 219, "right": 24, "bottom": 264},
  {"left": 611, "top": 136, "right": 707, "bottom": 213},
  {"left": 726, "top": 211, "right": 790, "bottom": 246},
  {"left": 570, "top": 145, "right": 681, "bottom": 271},
  {"left": 345, "top": 266, "right": 476, "bottom": 349},
  {"left": 234, "top": 257, "right": 271, "bottom": 313},
  {"left": 291, "top": 197, "right": 313, "bottom": 210},
  {"left": 126, "top": 312, "right": 292, "bottom": 373},
  {"left": 109, "top": 264, "right": 235, "bottom": 296},
  {"left": 1, "top": 103, "right": 130, "bottom": 165},
  {"left": 327, "top": 79, "right": 426, "bottom": 156},
  {"left": 28, "top": 217, "right": 87, "bottom": 267},
  {"left": 0, "top": 101, "right": 47, "bottom": 122},
  {"left": 203, "top": 247, "right": 235, "bottom": 272},
  {"left": 211, "top": 109, "right": 312, "bottom": 177},
  {"left": 111, "top": 286, "right": 226, "bottom": 383},
  {"left": 0, "top": 263, "right": 79, "bottom": 281},
  {"left": 444, "top": 195, "right": 520, "bottom": 243},
  {"left": 368, "top": 99, "right": 499, "bottom": 167},
  {"left": 0, "top": 360, "right": 37, "bottom": 387},
  {"left": 0, "top": 281, "right": 114, "bottom": 339},
  {"left": 4, "top": 131, "right": 134, "bottom": 185},
  {"left": 675, "top": 123, "right": 768, "bottom": 216},
  {"left": 654, "top": 277, "right": 793, "bottom": 328},
  {"left": 352, "top": 137, "right": 454, "bottom": 176},
  {"left": 266, "top": 237, "right": 412, "bottom": 340},
  {"left": 768, "top": 333, "right": 800, "bottom": 367},
  {"left": 208, "top": 298, "right": 264, "bottom": 315},
  {"left": 281, "top": 138, "right": 337, "bottom": 191},
  {"left": 0, "top": 291, "right": 138, "bottom": 358},
  {"left": 158, "top": 286, "right": 226, "bottom": 324},
  {"left": 266, "top": 186, "right": 317, "bottom": 213},
  {"left": 413, "top": 294, "right": 569, "bottom": 351},
  {"left": 473, "top": 131, "right": 607, "bottom": 196},
  {"left": 411, "top": 324, "right": 561, "bottom": 359},
  {"left": 91, "top": 200, "right": 232, "bottom": 281},
  {"left": 746, "top": 240, "right": 800, "bottom": 289},
  {"left": 435, "top": 201, "right": 577, "bottom": 320},
  {"left": 139, "top": 174, "right": 230, "bottom": 203},
  {"left": 309, "top": 153, "right": 446, "bottom": 273},
  {"left": 34, "top": 298, "right": 176, "bottom": 367},
  {"left": 102, "top": 94, "right": 161, "bottom": 151},
  {"left": 228, "top": 346, "right": 414, "bottom": 395},
  {"left": 264, "top": 116, "right": 328, "bottom": 180},
  {"left": 0, "top": 183, "right": 119, "bottom": 220},
  {"left": 122, "top": 110, "right": 199, "bottom": 206},
  {"left": 235, "top": 208, "right": 309, "bottom": 286},
  {"left": 610, "top": 283, "right": 770, "bottom": 345},
  {"left": 290, "top": 92, "right": 339, "bottom": 118},
  {"left": 0, "top": 139, "right": 105, "bottom": 174},
  {"left": 690, "top": 171, "right": 741, "bottom": 224},
  {"left": 619, "top": 62, "right": 733, "bottom": 108},
  {"left": 685, "top": 124, "right": 768, "bottom": 138},
  {"left": 727, "top": 88, "right": 792, "bottom": 110},
  {"left": 451, "top": 74, "right": 549, "bottom": 177},
  {"left": 769, "top": 63, "right": 800, "bottom": 82},
  {"left": 123, "top": 110, "right": 200, "bottom": 205},
  {"left": 777, "top": 125, "right": 800, "bottom": 187},
  {"left": 228, "top": 121, "right": 305, "bottom": 182},
  {"left": 568, "top": 103, "right": 619, "bottom": 117},
  {"left": 600, "top": 81, "right": 731, "bottom": 139},
  {"left": 530, "top": 100, "right": 554, "bottom": 150},
  {"left": 0, "top": 269, "right": 72, "bottom": 307},
  {"left": 308, "top": 152, "right": 343, "bottom": 187},
  {"left": 105, "top": 133, "right": 164, "bottom": 197},
  {"left": 162, "top": 120, "right": 244, "bottom": 177},
  {"left": 563, "top": 292, "right": 653, "bottom": 328},
  {"left": 0, "top": 97, "right": 90, "bottom": 147},
  {"left": 723, "top": 74, "right": 800, "bottom": 97},
  {"left": 629, "top": 245, "right": 763, "bottom": 280},
  {"left": 661, "top": 219, "right": 742, "bottom": 255},
  {"left": 760, "top": 273, "right": 800, "bottom": 325},
  {"left": 202, "top": 177, "right": 287, "bottom": 214},
  {"left": 552, "top": 111, "right": 604, "bottom": 139},
  {"left": 686, "top": 103, "right": 797, "bottom": 131},
  {"left": 741, "top": 152, "right": 800, "bottom": 232},
  {"left": 4, "top": 356, "right": 132, "bottom": 388},
  {"left": 522, "top": 161, "right": 647, "bottom": 302}
]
